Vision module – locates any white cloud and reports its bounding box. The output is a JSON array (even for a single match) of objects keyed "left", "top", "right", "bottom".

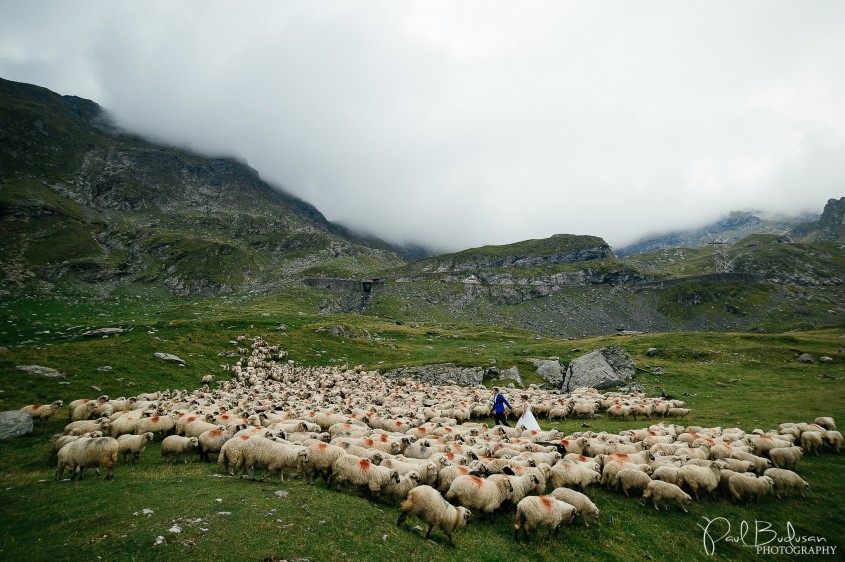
[{"left": 1, "top": 0, "right": 843, "bottom": 252}]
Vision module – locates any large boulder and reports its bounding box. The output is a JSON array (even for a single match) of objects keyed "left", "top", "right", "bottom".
[
  {"left": 0, "top": 410, "right": 34, "bottom": 440},
  {"left": 382, "top": 363, "right": 486, "bottom": 386},
  {"left": 563, "top": 345, "right": 636, "bottom": 391},
  {"left": 498, "top": 366, "right": 524, "bottom": 387},
  {"left": 526, "top": 359, "right": 564, "bottom": 387}
]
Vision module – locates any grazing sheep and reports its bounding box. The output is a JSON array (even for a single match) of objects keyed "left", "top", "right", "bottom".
[
  {"left": 768, "top": 446, "right": 802, "bottom": 470},
  {"left": 729, "top": 451, "right": 772, "bottom": 474},
  {"left": 303, "top": 442, "right": 348, "bottom": 484},
  {"left": 550, "top": 462, "right": 601, "bottom": 492},
  {"left": 641, "top": 480, "right": 693, "bottom": 512},
  {"left": 665, "top": 408, "right": 691, "bottom": 419},
  {"left": 116, "top": 432, "right": 154, "bottom": 464},
  {"left": 652, "top": 465, "right": 681, "bottom": 485},
  {"left": 814, "top": 417, "right": 836, "bottom": 431},
  {"left": 728, "top": 474, "right": 774, "bottom": 504},
  {"left": 446, "top": 474, "right": 514, "bottom": 516},
  {"left": 612, "top": 468, "right": 652, "bottom": 497},
  {"left": 824, "top": 430, "right": 843, "bottom": 453},
  {"left": 383, "top": 470, "right": 421, "bottom": 502},
  {"left": 236, "top": 437, "right": 308, "bottom": 482},
  {"left": 549, "top": 487, "right": 600, "bottom": 527},
  {"left": 677, "top": 463, "right": 720, "bottom": 502},
  {"left": 397, "top": 485, "right": 471, "bottom": 547},
  {"left": 800, "top": 431, "right": 824, "bottom": 456},
  {"left": 20, "top": 400, "right": 63, "bottom": 422},
  {"left": 513, "top": 495, "right": 577, "bottom": 542},
  {"left": 55, "top": 436, "right": 119, "bottom": 481},
  {"left": 160, "top": 435, "right": 199, "bottom": 463},
  {"left": 64, "top": 418, "right": 111, "bottom": 436},
  {"left": 764, "top": 468, "right": 809, "bottom": 499},
  {"left": 329, "top": 454, "right": 400, "bottom": 497}
]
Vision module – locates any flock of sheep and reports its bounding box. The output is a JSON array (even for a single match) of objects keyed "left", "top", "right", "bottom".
[{"left": 23, "top": 335, "right": 843, "bottom": 544}]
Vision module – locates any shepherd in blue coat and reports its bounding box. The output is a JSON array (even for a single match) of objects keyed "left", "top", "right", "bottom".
[{"left": 491, "top": 387, "right": 512, "bottom": 427}]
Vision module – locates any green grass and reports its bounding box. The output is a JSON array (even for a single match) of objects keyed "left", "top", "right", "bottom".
[{"left": 1, "top": 296, "right": 845, "bottom": 561}]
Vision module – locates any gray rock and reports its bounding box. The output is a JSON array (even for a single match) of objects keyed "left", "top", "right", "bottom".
[
  {"left": 526, "top": 359, "right": 564, "bottom": 387},
  {"left": 797, "top": 353, "right": 815, "bottom": 364},
  {"left": 819, "top": 356, "right": 833, "bottom": 364},
  {"left": 645, "top": 347, "right": 659, "bottom": 357},
  {"left": 155, "top": 353, "right": 186, "bottom": 366},
  {"left": 16, "top": 365, "right": 65, "bottom": 378},
  {"left": 382, "top": 363, "right": 485, "bottom": 386},
  {"left": 0, "top": 410, "right": 33, "bottom": 440},
  {"left": 652, "top": 367, "right": 667, "bottom": 375},
  {"left": 563, "top": 346, "right": 636, "bottom": 391},
  {"left": 83, "top": 327, "right": 126, "bottom": 338},
  {"left": 499, "top": 366, "right": 523, "bottom": 386}
]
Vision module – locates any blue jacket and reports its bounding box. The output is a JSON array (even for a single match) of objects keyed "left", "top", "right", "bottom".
[{"left": 492, "top": 393, "right": 512, "bottom": 413}]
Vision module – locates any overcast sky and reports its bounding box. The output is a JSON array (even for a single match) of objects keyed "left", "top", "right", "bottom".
[{"left": 2, "top": 1, "right": 843, "bottom": 252}]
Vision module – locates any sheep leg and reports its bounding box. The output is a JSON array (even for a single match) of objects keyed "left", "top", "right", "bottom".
[
  {"left": 424, "top": 523, "right": 434, "bottom": 539},
  {"left": 396, "top": 511, "right": 408, "bottom": 527}
]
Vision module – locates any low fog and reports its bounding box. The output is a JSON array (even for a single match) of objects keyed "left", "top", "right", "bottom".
[{"left": 2, "top": 1, "right": 844, "bottom": 252}]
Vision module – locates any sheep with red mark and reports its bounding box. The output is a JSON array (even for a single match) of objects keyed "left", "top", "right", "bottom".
[
  {"left": 550, "top": 487, "right": 600, "bottom": 527},
  {"left": 217, "top": 433, "right": 257, "bottom": 475},
  {"left": 134, "top": 412, "right": 177, "bottom": 437},
  {"left": 763, "top": 468, "right": 809, "bottom": 499},
  {"left": 729, "top": 450, "right": 771, "bottom": 474},
  {"left": 116, "top": 432, "right": 154, "bottom": 464},
  {"left": 641, "top": 480, "right": 693, "bottom": 512},
  {"left": 182, "top": 416, "right": 219, "bottom": 439},
  {"left": 160, "top": 435, "right": 199, "bottom": 463},
  {"left": 56, "top": 436, "right": 119, "bottom": 481},
  {"left": 445, "top": 474, "right": 514, "bottom": 516},
  {"left": 198, "top": 424, "right": 246, "bottom": 462},
  {"left": 108, "top": 410, "right": 143, "bottom": 437},
  {"left": 303, "top": 442, "right": 347, "bottom": 484},
  {"left": 513, "top": 495, "right": 577, "bottom": 542},
  {"left": 665, "top": 407, "right": 691, "bottom": 419},
  {"left": 550, "top": 462, "right": 600, "bottom": 492},
  {"left": 397, "top": 485, "right": 471, "bottom": 547},
  {"left": 329, "top": 454, "right": 400, "bottom": 497},
  {"left": 67, "top": 400, "right": 98, "bottom": 422},
  {"left": 20, "top": 400, "right": 63, "bottom": 422},
  {"left": 728, "top": 474, "right": 774, "bottom": 504},
  {"left": 495, "top": 473, "right": 544, "bottom": 505},
  {"left": 381, "top": 458, "right": 440, "bottom": 487}
]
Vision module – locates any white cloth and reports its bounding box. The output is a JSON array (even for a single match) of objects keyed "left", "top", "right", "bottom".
[{"left": 516, "top": 403, "right": 541, "bottom": 431}]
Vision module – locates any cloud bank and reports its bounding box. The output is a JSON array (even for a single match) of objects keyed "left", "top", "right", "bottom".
[{"left": 2, "top": 1, "right": 844, "bottom": 252}]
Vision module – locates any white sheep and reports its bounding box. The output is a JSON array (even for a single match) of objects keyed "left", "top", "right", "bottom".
[
  {"left": 329, "top": 454, "right": 400, "bottom": 497},
  {"left": 160, "top": 435, "right": 199, "bottom": 463},
  {"left": 641, "top": 480, "right": 692, "bottom": 512},
  {"left": 197, "top": 424, "right": 245, "bottom": 463},
  {"left": 20, "top": 400, "right": 63, "bottom": 422},
  {"left": 303, "top": 442, "right": 348, "bottom": 484},
  {"left": 64, "top": 417, "right": 111, "bottom": 436},
  {"left": 550, "top": 462, "right": 600, "bottom": 492},
  {"left": 824, "top": 430, "right": 843, "bottom": 453},
  {"left": 50, "top": 431, "right": 103, "bottom": 456},
  {"left": 116, "top": 432, "right": 154, "bottom": 464},
  {"left": 55, "top": 436, "right": 119, "bottom": 481},
  {"left": 814, "top": 416, "right": 836, "bottom": 431},
  {"left": 728, "top": 474, "right": 774, "bottom": 504},
  {"left": 382, "top": 470, "right": 421, "bottom": 502},
  {"left": 800, "top": 431, "right": 824, "bottom": 456},
  {"left": 763, "top": 468, "right": 809, "bottom": 499},
  {"left": 236, "top": 437, "right": 308, "bottom": 482},
  {"left": 729, "top": 450, "right": 771, "bottom": 474},
  {"left": 217, "top": 434, "right": 256, "bottom": 475},
  {"left": 134, "top": 413, "right": 177, "bottom": 437},
  {"left": 397, "top": 485, "right": 471, "bottom": 547},
  {"left": 68, "top": 400, "right": 99, "bottom": 422},
  {"left": 768, "top": 446, "right": 802, "bottom": 470},
  {"left": 612, "top": 468, "right": 652, "bottom": 498},
  {"left": 677, "top": 463, "right": 720, "bottom": 502},
  {"left": 445, "top": 474, "right": 514, "bottom": 516},
  {"left": 513, "top": 495, "right": 577, "bottom": 542},
  {"left": 550, "top": 487, "right": 600, "bottom": 527},
  {"left": 665, "top": 407, "right": 691, "bottom": 419}
]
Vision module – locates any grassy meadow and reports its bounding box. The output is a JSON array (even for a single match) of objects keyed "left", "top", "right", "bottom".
[{"left": 1, "top": 293, "right": 844, "bottom": 561}]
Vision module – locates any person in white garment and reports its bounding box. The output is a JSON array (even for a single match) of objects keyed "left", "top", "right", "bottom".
[{"left": 515, "top": 394, "right": 541, "bottom": 431}]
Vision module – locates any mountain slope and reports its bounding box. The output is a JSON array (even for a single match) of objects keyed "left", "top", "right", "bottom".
[{"left": 0, "top": 77, "right": 404, "bottom": 296}]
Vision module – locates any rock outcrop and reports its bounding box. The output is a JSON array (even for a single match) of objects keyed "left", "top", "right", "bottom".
[
  {"left": 563, "top": 346, "right": 636, "bottom": 391},
  {"left": 0, "top": 411, "right": 34, "bottom": 440},
  {"left": 382, "top": 363, "right": 487, "bottom": 386},
  {"left": 526, "top": 359, "right": 565, "bottom": 387}
]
